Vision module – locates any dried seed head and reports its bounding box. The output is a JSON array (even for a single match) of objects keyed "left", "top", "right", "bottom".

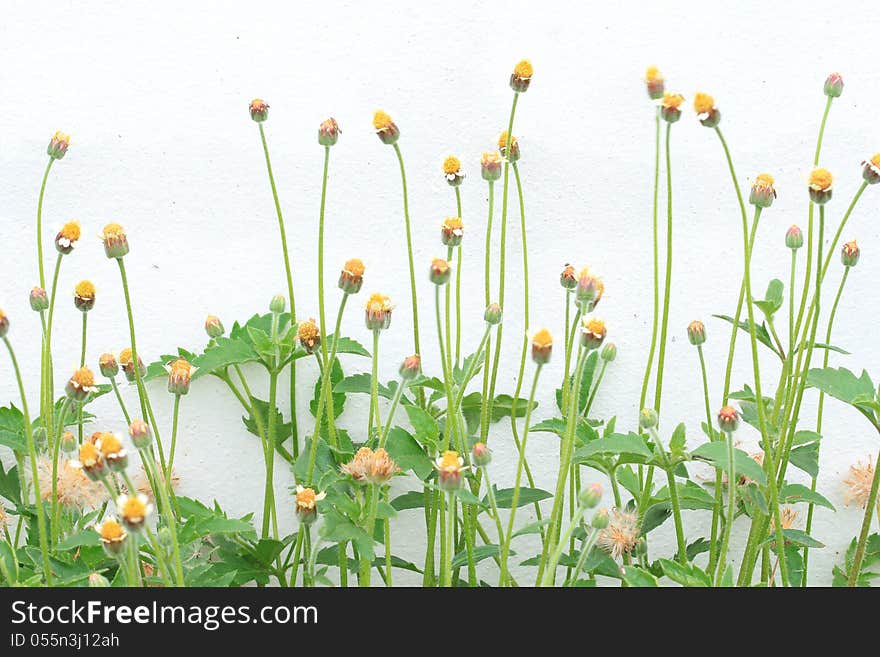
[
  {"left": 843, "top": 457, "right": 874, "bottom": 508},
  {"left": 598, "top": 508, "right": 641, "bottom": 560},
  {"left": 341, "top": 447, "right": 374, "bottom": 485},
  {"left": 367, "top": 448, "right": 398, "bottom": 485}
]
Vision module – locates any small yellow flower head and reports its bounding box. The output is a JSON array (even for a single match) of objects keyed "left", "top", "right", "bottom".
[
  {"left": 297, "top": 318, "right": 321, "bottom": 354},
  {"left": 294, "top": 485, "right": 326, "bottom": 525},
  {"left": 119, "top": 347, "right": 146, "bottom": 383},
  {"left": 575, "top": 267, "right": 603, "bottom": 312},
  {"left": 100, "top": 222, "right": 129, "bottom": 259},
  {"left": 644, "top": 66, "right": 665, "bottom": 100},
  {"left": 165, "top": 357, "right": 197, "bottom": 395},
  {"left": 95, "top": 519, "right": 127, "bottom": 555},
  {"left": 29, "top": 286, "right": 49, "bottom": 312},
  {"left": 399, "top": 353, "right": 422, "bottom": 380},
  {"left": 824, "top": 72, "right": 844, "bottom": 98},
  {"left": 498, "top": 131, "right": 520, "bottom": 162},
  {"left": 341, "top": 447, "right": 374, "bottom": 484},
  {"left": 205, "top": 314, "right": 224, "bottom": 339},
  {"left": 72, "top": 441, "right": 106, "bottom": 481},
  {"left": 481, "top": 151, "right": 503, "bottom": 182},
  {"left": 717, "top": 405, "right": 740, "bottom": 433},
  {"left": 249, "top": 98, "right": 269, "bottom": 122},
  {"left": 318, "top": 117, "right": 340, "bottom": 146},
  {"left": 0, "top": 309, "right": 7, "bottom": 338},
  {"left": 429, "top": 257, "right": 452, "bottom": 286},
  {"left": 55, "top": 220, "right": 81, "bottom": 254},
  {"left": 660, "top": 92, "right": 684, "bottom": 123},
  {"left": 843, "top": 456, "right": 874, "bottom": 508},
  {"left": 373, "top": 110, "right": 400, "bottom": 144},
  {"left": 365, "top": 292, "right": 393, "bottom": 331},
  {"left": 435, "top": 450, "right": 467, "bottom": 491},
  {"left": 530, "top": 328, "right": 553, "bottom": 364},
  {"left": 66, "top": 366, "right": 98, "bottom": 403},
  {"left": 560, "top": 264, "right": 577, "bottom": 290},
  {"left": 48, "top": 131, "right": 71, "bottom": 159},
  {"left": 750, "top": 173, "right": 777, "bottom": 208},
  {"left": 74, "top": 280, "right": 96, "bottom": 312},
  {"left": 842, "top": 239, "right": 860, "bottom": 267},
  {"left": 339, "top": 258, "right": 365, "bottom": 295},
  {"left": 580, "top": 317, "right": 607, "bottom": 350},
  {"left": 441, "top": 217, "right": 464, "bottom": 247},
  {"left": 97, "top": 432, "right": 128, "bottom": 472},
  {"left": 687, "top": 320, "right": 706, "bottom": 346},
  {"left": 808, "top": 168, "right": 833, "bottom": 204},
  {"left": 367, "top": 448, "right": 398, "bottom": 485},
  {"left": 443, "top": 155, "right": 465, "bottom": 186},
  {"left": 862, "top": 153, "right": 880, "bottom": 184},
  {"left": 693, "top": 92, "right": 721, "bottom": 127},
  {"left": 117, "top": 493, "right": 152, "bottom": 531},
  {"left": 510, "top": 59, "right": 533, "bottom": 92}
]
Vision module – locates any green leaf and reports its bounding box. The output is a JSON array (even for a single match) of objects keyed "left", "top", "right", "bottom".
[
  {"left": 490, "top": 394, "right": 537, "bottom": 422},
  {"left": 780, "top": 483, "right": 835, "bottom": 510},
  {"left": 334, "top": 373, "right": 396, "bottom": 399},
  {"left": 309, "top": 358, "right": 345, "bottom": 420},
  {"left": 713, "top": 314, "right": 778, "bottom": 355},
  {"left": 56, "top": 529, "right": 101, "bottom": 551},
  {"left": 324, "top": 334, "right": 370, "bottom": 357},
  {"left": 246, "top": 326, "right": 275, "bottom": 360},
  {"left": 484, "top": 487, "right": 552, "bottom": 509},
  {"left": 385, "top": 427, "right": 433, "bottom": 479},
  {"left": 390, "top": 491, "right": 427, "bottom": 511},
  {"left": 529, "top": 418, "right": 567, "bottom": 436},
  {"left": 621, "top": 566, "right": 659, "bottom": 587},
  {"left": 243, "top": 398, "right": 292, "bottom": 446},
  {"left": 451, "top": 544, "right": 507, "bottom": 568},
  {"left": 691, "top": 440, "right": 767, "bottom": 485},
  {"left": 319, "top": 509, "right": 374, "bottom": 561},
  {"left": 761, "top": 528, "right": 824, "bottom": 549},
  {"left": 659, "top": 559, "right": 712, "bottom": 587},
  {"left": 404, "top": 405, "right": 440, "bottom": 447},
  {"left": 453, "top": 351, "right": 484, "bottom": 385},
  {"left": 572, "top": 432, "right": 652, "bottom": 462},
  {"left": 806, "top": 367, "right": 875, "bottom": 406},
  {"left": 754, "top": 278, "right": 784, "bottom": 320},
  {"left": 512, "top": 519, "right": 552, "bottom": 538},
  {"left": 669, "top": 423, "right": 686, "bottom": 453},
  {"left": 0, "top": 461, "right": 21, "bottom": 506},
  {"left": 789, "top": 443, "right": 820, "bottom": 478},
  {"left": 0, "top": 405, "right": 26, "bottom": 454},
  {"left": 784, "top": 545, "right": 805, "bottom": 587}
]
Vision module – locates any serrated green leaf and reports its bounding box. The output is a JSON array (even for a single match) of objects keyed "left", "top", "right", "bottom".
[
  {"left": 390, "top": 490, "right": 427, "bottom": 511},
  {"left": 484, "top": 487, "right": 552, "bottom": 509},
  {"left": 779, "top": 483, "right": 835, "bottom": 510},
  {"left": 404, "top": 405, "right": 439, "bottom": 447},
  {"left": 659, "top": 559, "right": 712, "bottom": 587},
  {"left": 621, "top": 566, "right": 659, "bottom": 587},
  {"left": 385, "top": 427, "right": 433, "bottom": 479},
  {"left": 806, "top": 367, "right": 875, "bottom": 405},
  {"left": 572, "top": 432, "right": 652, "bottom": 462},
  {"left": 713, "top": 314, "right": 778, "bottom": 356},
  {"left": 691, "top": 440, "right": 767, "bottom": 485}
]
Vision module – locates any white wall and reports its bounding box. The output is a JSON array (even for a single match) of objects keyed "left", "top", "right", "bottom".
[{"left": 2, "top": 0, "right": 879, "bottom": 585}]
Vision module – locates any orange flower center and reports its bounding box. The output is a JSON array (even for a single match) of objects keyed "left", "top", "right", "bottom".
[
  {"left": 70, "top": 367, "right": 95, "bottom": 388},
  {"left": 98, "top": 433, "right": 123, "bottom": 455},
  {"left": 59, "top": 221, "right": 81, "bottom": 241},
  {"left": 513, "top": 59, "right": 533, "bottom": 79},
  {"left": 122, "top": 496, "right": 147, "bottom": 520},
  {"left": 439, "top": 450, "right": 461, "bottom": 471},
  {"left": 344, "top": 258, "right": 365, "bottom": 277},
  {"left": 79, "top": 442, "right": 100, "bottom": 466},
  {"left": 809, "top": 168, "right": 833, "bottom": 190},
  {"left": 532, "top": 328, "right": 553, "bottom": 348},
  {"left": 693, "top": 92, "right": 715, "bottom": 114},
  {"left": 102, "top": 223, "right": 126, "bottom": 239},
  {"left": 373, "top": 110, "right": 393, "bottom": 130},
  {"left": 100, "top": 520, "right": 125, "bottom": 541},
  {"left": 297, "top": 320, "right": 320, "bottom": 341},
  {"left": 645, "top": 66, "right": 662, "bottom": 83},
  {"left": 443, "top": 156, "right": 461, "bottom": 174},
  {"left": 296, "top": 488, "right": 317, "bottom": 509},
  {"left": 75, "top": 280, "right": 95, "bottom": 299}
]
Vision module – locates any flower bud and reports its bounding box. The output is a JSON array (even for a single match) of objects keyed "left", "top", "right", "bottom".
[
  {"left": 639, "top": 408, "right": 658, "bottom": 430},
  {"left": 100, "top": 223, "right": 129, "bottom": 259},
  {"left": 117, "top": 493, "right": 152, "bottom": 532},
  {"left": 693, "top": 92, "right": 721, "bottom": 128},
  {"left": 95, "top": 519, "right": 126, "bottom": 556},
  {"left": 373, "top": 110, "right": 399, "bottom": 145},
  {"left": 60, "top": 431, "right": 77, "bottom": 453},
  {"left": 842, "top": 240, "right": 860, "bottom": 267},
  {"left": 318, "top": 117, "right": 340, "bottom": 146},
  {"left": 591, "top": 508, "right": 610, "bottom": 529},
  {"left": 0, "top": 310, "right": 8, "bottom": 338},
  {"left": 66, "top": 367, "right": 98, "bottom": 403},
  {"left": 601, "top": 342, "right": 617, "bottom": 362},
  {"left": 560, "top": 264, "right": 577, "bottom": 290},
  {"left": 644, "top": 66, "right": 664, "bottom": 100},
  {"left": 297, "top": 318, "right": 321, "bottom": 354},
  {"left": 29, "top": 287, "right": 48, "bottom": 312},
  {"left": 717, "top": 405, "right": 740, "bottom": 433},
  {"left": 74, "top": 280, "right": 96, "bottom": 312},
  {"left": 119, "top": 348, "right": 146, "bottom": 383},
  {"left": 580, "top": 318, "right": 606, "bottom": 351},
  {"left": 128, "top": 420, "right": 152, "bottom": 450},
  {"left": 205, "top": 314, "right": 225, "bottom": 339},
  {"left": 749, "top": 173, "right": 776, "bottom": 208},
  {"left": 481, "top": 151, "right": 503, "bottom": 182},
  {"left": 165, "top": 357, "right": 196, "bottom": 395},
  {"left": 472, "top": 442, "right": 492, "bottom": 467},
  {"left": 660, "top": 92, "right": 684, "bottom": 123},
  {"left": 530, "top": 328, "right": 553, "bottom": 364},
  {"left": 578, "top": 483, "right": 602, "bottom": 509},
  {"left": 435, "top": 450, "right": 466, "bottom": 491},
  {"left": 429, "top": 257, "right": 452, "bottom": 285},
  {"left": 88, "top": 572, "right": 111, "bottom": 587},
  {"left": 498, "top": 131, "right": 520, "bottom": 162},
  {"left": 824, "top": 72, "right": 844, "bottom": 98},
  {"left": 365, "top": 293, "right": 393, "bottom": 331},
  {"left": 687, "top": 320, "right": 706, "bottom": 346},
  {"left": 399, "top": 354, "right": 421, "bottom": 380},
  {"left": 443, "top": 156, "right": 465, "bottom": 186},
  {"left": 441, "top": 217, "right": 464, "bottom": 247},
  {"left": 862, "top": 153, "right": 880, "bottom": 185},
  {"left": 47, "top": 131, "right": 71, "bottom": 160},
  {"left": 249, "top": 98, "right": 269, "bottom": 122},
  {"left": 808, "top": 168, "right": 833, "bottom": 205},
  {"left": 32, "top": 427, "right": 47, "bottom": 451},
  {"left": 484, "top": 303, "right": 503, "bottom": 326},
  {"left": 55, "top": 220, "right": 81, "bottom": 254},
  {"left": 575, "top": 268, "right": 604, "bottom": 312},
  {"left": 294, "top": 485, "right": 326, "bottom": 525},
  {"left": 269, "top": 294, "right": 286, "bottom": 314},
  {"left": 785, "top": 225, "right": 804, "bottom": 250},
  {"left": 339, "top": 258, "right": 365, "bottom": 295},
  {"left": 510, "top": 59, "right": 533, "bottom": 93}
]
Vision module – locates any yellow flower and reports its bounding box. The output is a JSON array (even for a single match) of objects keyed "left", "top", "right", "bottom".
[
  {"left": 55, "top": 220, "right": 81, "bottom": 253},
  {"left": 644, "top": 66, "right": 663, "bottom": 83},
  {"left": 661, "top": 92, "right": 684, "bottom": 111},
  {"left": 693, "top": 92, "right": 715, "bottom": 115},
  {"left": 443, "top": 156, "right": 461, "bottom": 175},
  {"left": 530, "top": 328, "right": 553, "bottom": 364},
  {"left": 644, "top": 66, "right": 665, "bottom": 99},
  {"left": 513, "top": 59, "right": 533, "bottom": 80},
  {"left": 66, "top": 366, "right": 98, "bottom": 401},
  {"left": 365, "top": 293, "right": 393, "bottom": 330},
  {"left": 373, "top": 110, "right": 393, "bottom": 131},
  {"left": 297, "top": 318, "right": 321, "bottom": 354},
  {"left": 809, "top": 168, "right": 833, "bottom": 191},
  {"left": 95, "top": 519, "right": 127, "bottom": 553},
  {"left": 339, "top": 258, "right": 365, "bottom": 294},
  {"left": 294, "top": 485, "right": 326, "bottom": 524},
  {"left": 117, "top": 493, "right": 152, "bottom": 530},
  {"left": 750, "top": 173, "right": 777, "bottom": 208},
  {"left": 165, "top": 357, "right": 196, "bottom": 395},
  {"left": 74, "top": 280, "right": 96, "bottom": 311},
  {"left": 100, "top": 222, "right": 129, "bottom": 258}
]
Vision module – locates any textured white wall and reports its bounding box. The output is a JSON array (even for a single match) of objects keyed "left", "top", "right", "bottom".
[{"left": 2, "top": 0, "right": 879, "bottom": 585}]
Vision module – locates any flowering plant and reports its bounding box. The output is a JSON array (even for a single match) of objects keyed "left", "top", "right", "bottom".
[{"left": 1, "top": 62, "right": 878, "bottom": 588}]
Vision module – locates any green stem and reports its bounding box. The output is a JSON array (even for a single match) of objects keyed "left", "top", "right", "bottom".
[
  {"left": 443, "top": 491, "right": 455, "bottom": 587},
  {"left": 378, "top": 376, "right": 407, "bottom": 449},
  {"left": 78, "top": 313, "right": 87, "bottom": 445},
  {"left": 445, "top": 245, "right": 454, "bottom": 376},
  {"left": 42, "top": 254, "right": 63, "bottom": 444},
  {"left": 568, "top": 527, "right": 600, "bottom": 586},
  {"left": 369, "top": 330, "right": 381, "bottom": 436},
  {"left": 541, "top": 503, "right": 586, "bottom": 586},
  {"left": 141, "top": 448, "right": 184, "bottom": 585},
  {"left": 698, "top": 344, "right": 724, "bottom": 577},
  {"left": 35, "top": 158, "right": 54, "bottom": 289},
  {"left": 316, "top": 145, "right": 337, "bottom": 449},
  {"left": 167, "top": 394, "right": 182, "bottom": 474},
  {"left": 262, "top": 368, "right": 279, "bottom": 539},
  {"left": 50, "top": 399, "right": 71, "bottom": 543},
  {"left": 651, "top": 425, "right": 687, "bottom": 564},
  {"left": 789, "top": 250, "right": 797, "bottom": 359},
  {"left": 653, "top": 122, "right": 674, "bottom": 413},
  {"left": 3, "top": 337, "right": 52, "bottom": 583},
  {"left": 480, "top": 181, "right": 495, "bottom": 443},
  {"left": 715, "top": 430, "right": 738, "bottom": 585},
  {"left": 110, "top": 378, "right": 131, "bottom": 425},
  {"left": 454, "top": 187, "right": 463, "bottom": 366},
  {"left": 391, "top": 143, "right": 421, "bottom": 366}
]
